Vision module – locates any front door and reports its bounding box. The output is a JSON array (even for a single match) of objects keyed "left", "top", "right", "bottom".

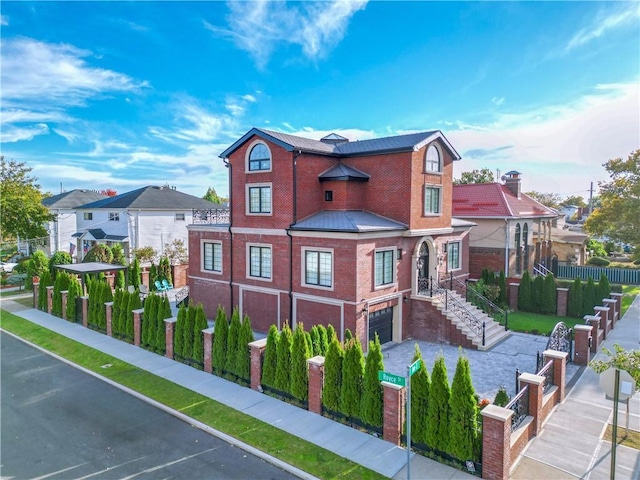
[
  {"left": 368, "top": 307, "right": 393, "bottom": 344},
  {"left": 417, "top": 242, "right": 430, "bottom": 293}
]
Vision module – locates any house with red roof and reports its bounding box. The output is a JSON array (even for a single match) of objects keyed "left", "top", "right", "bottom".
[
  {"left": 188, "top": 128, "right": 510, "bottom": 349},
  {"left": 452, "top": 171, "right": 558, "bottom": 279}
]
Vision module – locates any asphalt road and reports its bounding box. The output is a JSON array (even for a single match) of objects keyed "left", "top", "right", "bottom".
[{"left": 1, "top": 332, "right": 299, "bottom": 480}]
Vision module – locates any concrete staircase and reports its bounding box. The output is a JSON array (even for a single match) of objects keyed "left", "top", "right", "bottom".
[{"left": 431, "top": 290, "right": 511, "bottom": 351}]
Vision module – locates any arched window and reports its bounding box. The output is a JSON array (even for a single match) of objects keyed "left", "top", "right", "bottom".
[
  {"left": 425, "top": 145, "right": 441, "bottom": 173},
  {"left": 248, "top": 143, "right": 271, "bottom": 171},
  {"left": 523, "top": 223, "right": 529, "bottom": 271},
  {"left": 515, "top": 223, "right": 522, "bottom": 275}
]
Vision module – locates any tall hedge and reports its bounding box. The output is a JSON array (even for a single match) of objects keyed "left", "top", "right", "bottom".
[
  {"left": 425, "top": 354, "right": 451, "bottom": 452},
  {"left": 192, "top": 303, "right": 208, "bottom": 366},
  {"left": 174, "top": 305, "right": 187, "bottom": 358},
  {"left": 317, "top": 325, "right": 329, "bottom": 355},
  {"left": 129, "top": 258, "right": 141, "bottom": 289},
  {"left": 100, "top": 281, "right": 113, "bottom": 329},
  {"left": 37, "top": 270, "right": 52, "bottom": 311},
  {"left": 262, "top": 325, "right": 279, "bottom": 388},
  {"left": 212, "top": 306, "right": 228, "bottom": 375},
  {"left": 275, "top": 323, "right": 293, "bottom": 394},
  {"left": 410, "top": 344, "right": 431, "bottom": 445},
  {"left": 290, "top": 323, "right": 311, "bottom": 402},
  {"left": 112, "top": 289, "right": 122, "bottom": 334},
  {"left": 155, "top": 295, "right": 171, "bottom": 353},
  {"left": 143, "top": 294, "right": 158, "bottom": 348},
  {"left": 326, "top": 324, "right": 337, "bottom": 343},
  {"left": 52, "top": 271, "right": 70, "bottom": 317},
  {"left": 309, "top": 326, "right": 321, "bottom": 356},
  {"left": 340, "top": 338, "right": 364, "bottom": 419},
  {"left": 532, "top": 275, "right": 545, "bottom": 313},
  {"left": 149, "top": 263, "right": 158, "bottom": 290},
  {"left": 448, "top": 355, "right": 479, "bottom": 461},
  {"left": 225, "top": 308, "right": 241, "bottom": 376},
  {"left": 125, "top": 290, "right": 141, "bottom": 341},
  {"left": 597, "top": 273, "right": 611, "bottom": 304},
  {"left": 183, "top": 304, "right": 196, "bottom": 361},
  {"left": 517, "top": 271, "right": 532, "bottom": 311},
  {"left": 323, "top": 336, "right": 344, "bottom": 412},
  {"left": 236, "top": 314, "right": 254, "bottom": 381},
  {"left": 542, "top": 274, "right": 557, "bottom": 315},
  {"left": 361, "top": 334, "right": 384, "bottom": 427},
  {"left": 567, "top": 277, "right": 584, "bottom": 318},
  {"left": 582, "top": 277, "right": 597, "bottom": 316},
  {"left": 65, "top": 275, "right": 82, "bottom": 322}
]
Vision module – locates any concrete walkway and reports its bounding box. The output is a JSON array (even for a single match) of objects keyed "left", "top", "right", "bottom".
[{"left": 511, "top": 295, "right": 640, "bottom": 480}]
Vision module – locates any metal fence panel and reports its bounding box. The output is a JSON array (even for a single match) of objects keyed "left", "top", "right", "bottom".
[{"left": 556, "top": 265, "right": 640, "bottom": 284}]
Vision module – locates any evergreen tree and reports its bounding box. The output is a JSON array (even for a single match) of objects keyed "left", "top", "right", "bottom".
[
  {"left": 149, "top": 263, "right": 158, "bottom": 290},
  {"left": 340, "top": 338, "right": 364, "bottom": 419},
  {"left": 497, "top": 270, "right": 508, "bottom": 305},
  {"left": 322, "top": 336, "right": 344, "bottom": 412},
  {"left": 112, "top": 288, "right": 122, "bottom": 334},
  {"left": 532, "top": 274, "right": 545, "bottom": 314},
  {"left": 126, "top": 290, "right": 141, "bottom": 341},
  {"left": 116, "top": 290, "right": 129, "bottom": 337},
  {"left": 410, "top": 344, "right": 431, "bottom": 445},
  {"left": 192, "top": 303, "right": 208, "bottom": 366},
  {"left": 290, "top": 323, "right": 311, "bottom": 402},
  {"left": 582, "top": 276, "right": 597, "bottom": 316},
  {"left": 597, "top": 273, "right": 611, "bottom": 304},
  {"left": 261, "top": 325, "right": 279, "bottom": 388},
  {"left": 52, "top": 271, "right": 70, "bottom": 317},
  {"left": 309, "top": 326, "right": 321, "bottom": 356},
  {"left": 115, "top": 270, "right": 125, "bottom": 289},
  {"left": 37, "top": 270, "right": 51, "bottom": 311},
  {"left": 326, "top": 324, "right": 337, "bottom": 343},
  {"left": 449, "top": 355, "right": 479, "bottom": 461},
  {"left": 143, "top": 294, "right": 158, "bottom": 347},
  {"left": 235, "top": 314, "right": 254, "bottom": 381},
  {"left": 361, "top": 334, "right": 384, "bottom": 428},
  {"left": 65, "top": 275, "right": 82, "bottom": 322},
  {"left": 344, "top": 328, "right": 353, "bottom": 342},
  {"left": 567, "top": 277, "right": 584, "bottom": 318},
  {"left": 275, "top": 322, "right": 293, "bottom": 394},
  {"left": 183, "top": 304, "right": 196, "bottom": 361},
  {"left": 174, "top": 305, "right": 187, "bottom": 358},
  {"left": 156, "top": 295, "right": 172, "bottom": 353},
  {"left": 517, "top": 271, "right": 532, "bottom": 311},
  {"left": 317, "top": 325, "right": 329, "bottom": 355},
  {"left": 212, "top": 306, "right": 228, "bottom": 375},
  {"left": 493, "top": 387, "right": 510, "bottom": 407},
  {"left": 542, "top": 274, "right": 557, "bottom": 315},
  {"left": 100, "top": 281, "right": 113, "bottom": 329},
  {"left": 129, "top": 257, "right": 141, "bottom": 289},
  {"left": 426, "top": 354, "right": 451, "bottom": 452},
  {"left": 225, "top": 308, "right": 241, "bottom": 375}
]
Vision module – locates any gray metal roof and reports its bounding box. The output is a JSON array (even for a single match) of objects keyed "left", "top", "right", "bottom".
[
  {"left": 291, "top": 210, "right": 407, "bottom": 233},
  {"left": 42, "top": 189, "right": 107, "bottom": 209},
  {"left": 219, "top": 128, "right": 461, "bottom": 160},
  {"left": 55, "top": 262, "right": 127, "bottom": 274},
  {"left": 72, "top": 229, "right": 128, "bottom": 241},
  {"left": 77, "top": 186, "right": 224, "bottom": 210},
  {"left": 318, "top": 163, "right": 370, "bottom": 182}
]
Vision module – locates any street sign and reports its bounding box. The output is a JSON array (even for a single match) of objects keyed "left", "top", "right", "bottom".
[
  {"left": 378, "top": 370, "right": 406, "bottom": 387},
  {"left": 599, "top": 368, "right": 636, "bottom": 401},
  {"left": 409, "top": 359, "right": 421, "bottom": 377}
]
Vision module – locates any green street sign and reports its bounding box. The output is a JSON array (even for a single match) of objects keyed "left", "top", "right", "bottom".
[
  {"left": 409, "top": 359, "right": 421, "bottom": 377},
  {"left": 378, "top": 370, "right": 406, "bottom": 387}
]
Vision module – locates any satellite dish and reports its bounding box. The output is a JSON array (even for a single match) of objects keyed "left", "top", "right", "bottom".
[{"left": 501, "top": 175, "right": 506, "bottom": 181}]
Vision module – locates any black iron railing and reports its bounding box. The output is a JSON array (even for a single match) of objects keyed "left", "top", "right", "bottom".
[
  {"left": 537, "top": 360, "right": 554, "bottom": 394},
  {"left": 506, "top": 385, "right": 530, "bottom": 431},
  {"left": 175, "top": 285, "right": 189, "bottom": 307},
  {"left": 445, "top": 274, "right": 509, "bottom": 330},
  {"left": 192, "top": 208, "right": 230, "bottom": 224}
]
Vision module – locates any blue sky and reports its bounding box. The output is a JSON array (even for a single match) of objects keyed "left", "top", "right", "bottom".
[{"left": 1, "top": 1, "right": 638, "bottom": 200}]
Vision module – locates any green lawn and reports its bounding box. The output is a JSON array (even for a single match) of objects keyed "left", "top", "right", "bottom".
[
  {"left": 0, "top": 310, "right": 386, "bottom": 480},
  {"left": 507, "top": 311, "right": 582, "bottom": 336},
  {"left": 621, "top": 285, "right": 640, "bottom": 317}
]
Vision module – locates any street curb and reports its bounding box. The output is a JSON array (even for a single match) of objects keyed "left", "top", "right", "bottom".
[{"left": 1, "top": 327, "right": 320, "bottom": 480}]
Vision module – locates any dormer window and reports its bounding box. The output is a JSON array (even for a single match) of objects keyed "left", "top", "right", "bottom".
[
  {"left": 248, "top": 143, "right": 271, "bottom": 171},
  {"left": 425, "top": 144, "right": 441, "bottom": 173}
]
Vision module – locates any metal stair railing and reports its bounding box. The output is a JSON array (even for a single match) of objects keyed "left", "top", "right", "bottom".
[
  {"left": 533, "top": 263, "right": 552, "bottom": 277},
  {"left": 175, "top": 285, "right": 189, "bottom": 307},
  {"left": 444, "top": 273, "right": 509, "bottom": 331}
]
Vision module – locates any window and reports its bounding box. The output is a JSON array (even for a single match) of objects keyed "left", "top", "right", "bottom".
[
  {"left": 325, "top": 191, "right": 333, "bottom": 202},
  {"left": 175, "top": 213, "right": 185, "bottom": 221},
  {"left": 83, "top": 213, "right": 93, "bottom": 221},
  {"left": 424, "top": 186, "right": 441, "bottom": 215},
  {"left": 248, "top": 143, "right": 271, "bottom": 171},
  {"left": 515, "top": 223, "right": 522, "bottom": 274},
  {"left": 248, "top": 185, "right": 271, "bottom": 214},
  {"left": 249, "top": 245, "right": 272, "bottom": 279},
  {"left": 203, "top": 242, "right": 222, "bottom": 272},
  {"left": 447, "top": 242, "right": 461, "bottom": 271},
  {"left": 375, "top": 249, "right": 395, "bottom": 286},
  {"left": 304, "top": 249, "right": 332, "bottom": 288},
  {"left": 109, "top": 212, "right": 120, "bottom": 221},
  {"left": 425, "top": 145, "right": 441, "bottom": 172}
]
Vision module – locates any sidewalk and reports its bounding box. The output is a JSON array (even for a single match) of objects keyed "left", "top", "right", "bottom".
[
  {"left": 0, "top": 293, "right": 472, "bottom": 480},
  {"left": 511, "top": 294, "right": 640, "bottom": 480}
]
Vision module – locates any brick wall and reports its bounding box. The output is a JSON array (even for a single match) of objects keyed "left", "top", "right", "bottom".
[
  {"left": 408, "top": 298, "right": 475, "bottom": 349},
  {"left": 468, "top": 246, "right": 505, "bottom": 278}
]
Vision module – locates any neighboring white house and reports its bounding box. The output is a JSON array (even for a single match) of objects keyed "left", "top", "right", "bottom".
[
  {"left": 73, "top": 185, "right": 227, "bottom": 261},
  {"left": 41, "top": 189, "right": 108, "bottom": 260}
]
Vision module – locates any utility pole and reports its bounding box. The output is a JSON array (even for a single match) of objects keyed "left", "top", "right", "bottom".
[{"left": 588, "top": 181, "right": 595, "bottom": 215}]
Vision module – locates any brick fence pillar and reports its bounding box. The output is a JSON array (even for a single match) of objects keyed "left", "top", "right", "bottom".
[
  {"left": 518, "top": 373, "right": 545, "bottom": 436},
  {"left": 584, "top": 315, "right": 600, "bottom": 353},
  {"left": 573, "top": 324, "right": 592, "bottom": 366},
  {"left": 382, "top": 382, "right": 405, "bottom": 445},
  {"left": 603, "top": 298, "right": 617, "bottom": 324},
  {"left": 132, "top": 308, "right": 144, "bottom": 346},
  {"left": 203, "top": 327, "right": 215, "bottom": 373},
  {"left": 481, "top": 404, "right": 513, "bottom": 480},
  {"left": 544, "top": 350, "right": 568, "bottom": 402},
  {"left": 509, "top": 283, "right": 519, "bottom": 311},
  {"left": 61, "top": 290, "right": 68, "bottom": 320},
  {"left": 556, "top": 288, "right": 569, "bottom": 317},
  {"left": 164, "top": 317, "right": 177, "bottom": 359},
  {"left": 594, "top": 306, "right": 610, "bottom": 338},
  {"left": 81, "top": 295, "right": 89, "bottom": 327},
  {"left": 105, "top": 301, "right": 114, "bottom": 336},
  {"left": 249, "top": 338, "right": 267, "bottom": 390},
  {"left": 46, "top": 286, "right": 54, "bottom": 314},
  {"left": 33, "top": 282, "right": 40, "bottom": 309},
  {"left": 307, "top": 356, "right": 325, "bottom": 415},
  {"left": 610, "top": 292, "right": 623, "bottom": 322}
]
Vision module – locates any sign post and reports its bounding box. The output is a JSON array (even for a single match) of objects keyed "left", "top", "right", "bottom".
[{"left": 406, "top": 359, "right": 421, "bottom": 480}]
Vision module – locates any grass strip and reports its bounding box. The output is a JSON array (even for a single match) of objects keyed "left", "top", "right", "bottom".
[
  {"left": 0, "top": 310, "right": 386, "bottom": 480},
  {"left": 604, "top": 424, "right": 640, "bottom": 451},
  {"left": 506, "top": 311, "right": 582, "bottom": 336}
]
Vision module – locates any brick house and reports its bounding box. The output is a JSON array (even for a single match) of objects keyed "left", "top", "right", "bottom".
[
  {"left": 452, "top": 171, "right": 558, "bottom": 279},
  {"left": 188, "top": 128, "right": 506, "bottom": 348}
]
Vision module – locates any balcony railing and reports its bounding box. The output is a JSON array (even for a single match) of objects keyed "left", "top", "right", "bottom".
[{"left": 192, "top": 209, "right": 230, "bottom": 225}]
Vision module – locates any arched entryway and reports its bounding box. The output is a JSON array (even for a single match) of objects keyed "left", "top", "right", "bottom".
[{"left": 413, "top": 238, "right": 437, "bottom": 295}]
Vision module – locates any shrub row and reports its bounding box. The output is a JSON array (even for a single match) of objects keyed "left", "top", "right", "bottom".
[
  {"left": 517, "top": 272, "right": 557, "bottom": 314},
  {"left": 210, "top": 306, "right": 255, "bottom": 380},
  {"left": 141, "top": 293, "right": 172, "bottom": 354}
]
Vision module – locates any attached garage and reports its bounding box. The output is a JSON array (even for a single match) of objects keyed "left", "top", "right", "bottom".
[{"left": 368, "top": 306, "right": 393, "bottom": 345}]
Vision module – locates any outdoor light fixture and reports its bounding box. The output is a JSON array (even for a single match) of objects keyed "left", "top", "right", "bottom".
[
  {"left": 403, "top": 295, "right": 409, "bottom": 303},
  {"left": 362, "top": 303, "right": 369, "bottom": 315}
]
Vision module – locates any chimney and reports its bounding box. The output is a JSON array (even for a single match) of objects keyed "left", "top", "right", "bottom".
[{"left": 503, "top": 170, "right": 522, "bottom": 199}]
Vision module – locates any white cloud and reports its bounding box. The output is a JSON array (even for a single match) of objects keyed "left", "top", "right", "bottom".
[
  {"left": 150, "top": 100, "right": 236, "bottom": 143},
  {"left": 278, "top": 126, "right": 376, "bottom": 142},
  {"left": 242, "top": 94, "right": 257, "bottom": 103},
  {"left": 0, "top": 123, "right": 49, "bottom": 143},
  {"left": 565, "top": 3, "right": 640, "bottom": 52},
  {"left": 491, "top": 96, "right": 505, "bottom": 106},
  {"left": 0, "top": 108, "right": 72, "bottom": 125},
  {"left": 1, "top": 15, "right": 8, "bottom": 26}
]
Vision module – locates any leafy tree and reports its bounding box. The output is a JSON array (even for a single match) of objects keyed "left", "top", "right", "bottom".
[
  {"left": 0, "top": 156, "right": 52, "bottom": 242},
  {"left": 129, "top": 257, "right": 141, "bottom": 289},
  {"left": 590, "top": 344, "right": 640, "bottom": 391},
  {"left": 27, "top": 250, "right": 49, "bottom": 290},
  {"left": 48, "top": 251, "right": 72, "bottom": 279},
  {"left": 517, "top": 271, "right": 532, "bottom": 311},
  {"left": 83, "top": 244, "right": 113, "bottom": 264},
  {"left": 262, "top": 325, "right": 279, "bottom": 389},
  {"left": 235, "top": 314, "right": 254, "bottom": 381},
  {"left": 584, "top": 150, "right": 640, "bottom": 247},
  {"left": 597, "top": 273, "right": 611, "bottom": 304},
  {"left": 111, "top": 244, "right": 126, "bottom": 288},
  {"left": 493, "top": 387, "right": 510, "bottom": 407},
  {"left": 542, "top": 274, "right": 557, "bottom": 315},
  {"left": 559, "top": 195, "right": 587, "bottom": 209},
  {"left": 524, "top": 191, "right": 562, "bottom": 209},
  {"left": 410, "top": 344, "right": 431, "bottom": 445},
  {"left": 454, "top": 168, "right": 495, "bottom": 185},
  {"left": 174, "top": 305, "right": 187, "bottom": 358},
  {"left": 582, "top": 277, "right": 597, "bottom": 317},
  {"left": 132, "top": 246, "right": 157, "bottom": 264},
  {"left": 212, "top": 306, "right": 228, "bottom": 375},
  {"left": 361, "top": 334, "right": 384, "bottom": 428},
  {"left": 225, "top": 308, "right": 241, "bottom": 375},
  {"left": 275, "top": 322, "right": 293, "bottom": 394},
  {"left": 340, "top": 338, "right": 364, "bottom": 419},
  {"left": 323, "top": 336, "right": 344, "bottom": 412},
  {"left": 448, "top": 355, "right": 479, "bottom": 461},
  {"left": 567, "top": 277, "right": 584, "bottom": 318},
  {"left": 192, "top": 303, "right": 208, "bottom": 366},
  {"left": 290, "top": 323, "right": 311, "bottom": 402},
  {"left": 586, "top": 239, "right": 607, "bottom": 258},
  {"left": 164, "top": 239, "right": 188, "bottom": 265},
  {"left": 425, "top": 354, "right": 451, "bottom": 452},
  {"left": 202, "top": 186, "right": 227, "bottom": 205}
]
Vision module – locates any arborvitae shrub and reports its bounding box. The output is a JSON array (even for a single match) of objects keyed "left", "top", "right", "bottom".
[
  {"left": 326, "top": 324, "right": 337, "bottom": 343},
  {"left": 497, "top": 270, "right": 507, "bottom": 305},
  {"left": 411, "top": 343, "right": 431, "bottom": 445},
  {"left": 290, "top": 323, "right": 311, "bottom": 402},
  {"left": 361, "top": 334, "right": 384, "bottom": 428},
  {"left": 48, "top": 251, "right": 72, "bottom": 279},
  {"left": 66, "top": 275, "right": 82, "bottom": 322},
  {"left": 183, "top": 305, "right": 196, "bottom": 362},
  {"left": 129, "top": 258, "right": 141, "bottom": 289},
  {"left": 309, "top": 326, "right": 321, "bottom": 356},
  {"left": 317, "top": 325, "right": 329, "bottom": 355},
  {"left": 174, "top": 305, "right": 187, "bottom": 358},
  {"left": 115, "top": 270, "right": 125, "bottom": 289},
  {"left": 532, "top": 275, "right": 545, "bottom": 314},
  {"left": 567, "top": 277, "right": 584, "bottom": 318},
  {"left": 101, "top": 282, "right": 113, "bottom": 329},
  {"left": 582, "top": 277, "right": 597, "bottom": 316},
  {"left": 235, "top": 314, "right": 254, "bottom": 382},
  {"left": 493, "top": 387, "right": 510, "bottom": 407},
  {"left": 155, "top": 295, "right": 171, "bottom": 353},
  {"left": 112, "top": 289, "right": 122, "bottom": 334},
  {"left": 322, "top": 336, "right": 344, "bottom": 412},
  {"left": 212, "top": 306, "right": 228, "bottom": 375},
  {"left": 126, "top": 290, "right": 141, "bottom": 341},
  {"left": 116, "top": 290, "right": 129, "bottom": 337},
  {"left": 449, "top": 355, "right": 479, "bottom": 461},
  {"left": 143, "top": 294, "right": 158, "bottom": 347},
  {"left": 340, "top": 338, "right": 364, "bottom": 419},
  {"left": 518, "top": 271, "right": 532, "bottom": 312},
  {"left": 262, "top": 325, "right": 279, "bottom": 388},
  {"left": 149, "top": 263, "right": 158, "bottom": 290},
  {"left": 38, "top": 270, "right": 51, "bottom": 311},
  {"left": 542, "top": 274, "right": 557, "bottom": 315},
  {"left": 52, "top": 273, "right": 63, "bottom": 316},
  {"left": 597, "top": 273, "right": 611, "bottom": 303},
  {"left": 275, "top": 323, "right": 293, "bottom": 394},
  {"left": 225, "top": 308, "right": 241, "bottom": 375},
  {"left": 344, "top": 329, "right": 353, "bottom": 342},
  {"left": 426, "top": 354, "right": 451, "bottom": 452},
  {"left": 192, "top": 303, "right": 208, "bottom": 366}
]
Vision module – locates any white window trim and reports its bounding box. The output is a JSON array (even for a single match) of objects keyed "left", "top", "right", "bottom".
[
  {"left": 201, "top": 239, "right": 223, "bottom": 275},
  {"left": 246, "top": 243, "right": 273, "bottom": 282},
  {"left": 245, "top": 182, "right": 273, "bottom": 216},
  {"left": 424, "top": 143, "right": 443, "bottom": 174},
  {"left": 301, "top": 247, "right": 334, "bottom": 291},
  {"left": 447, "top": 241, "right": 462, "bottom": 272},
  {"left": 83, "top": 212, "right": 93, "bottom": 221},
  {"left": 245, "top": 140, "right": 273, "bottom": 173},
  {"left": 109, "top": 212, "right": 120, "bottom": 221},
  {"left": 423, "top": 184, "right": 442, "bottom": 216},
  {"left": 374, "top": 247, "right": 397, "bottom": 289}
]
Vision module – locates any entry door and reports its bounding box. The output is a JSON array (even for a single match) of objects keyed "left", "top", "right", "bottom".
[
  {"left": 417, "top": 242, "right": 430, "bottom": 292},
  {"left": 368, "top": 307, "right": 393, "bottom": 344}
]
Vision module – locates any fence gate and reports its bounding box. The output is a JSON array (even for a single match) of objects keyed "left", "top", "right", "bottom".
[{"left": 536, "top": 322, "right": 573, "bottom": 371}]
